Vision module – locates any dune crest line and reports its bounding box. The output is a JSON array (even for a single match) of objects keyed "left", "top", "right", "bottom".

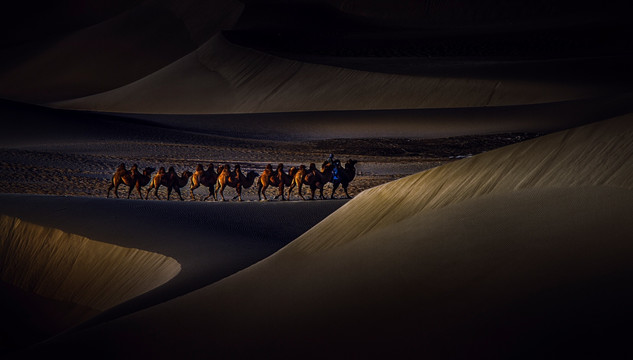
[
  {"left": 0, "top": 215, "right": 181, "bottom": 311},
  {"left": 292, "top": 114, "right": 633, "bottom": 252}
]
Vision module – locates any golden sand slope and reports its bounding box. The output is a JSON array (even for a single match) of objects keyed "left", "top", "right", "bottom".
[
  {"left": 292, "top": 113, "right": 633, "bottom": 252},
  {"left": 0, "top": 215, "right": 181, "bottom": 312},
  {"left": 27, "top": 115, "right": 633, "bottom": 358},
  {"left": 51, "top": 35, "right": 605, "bottom": 114}
]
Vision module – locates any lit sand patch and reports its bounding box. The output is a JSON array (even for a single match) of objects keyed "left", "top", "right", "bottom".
[
  {"left": 292, "top": 113, "right": 633, "bottom": 252},
  {"left": 0, "top": 215, "right": 181, "bottom": 311}
]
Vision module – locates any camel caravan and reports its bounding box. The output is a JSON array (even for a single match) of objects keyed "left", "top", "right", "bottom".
[{"left": 107, "top": 158, "right": 358, "bottom": 202}]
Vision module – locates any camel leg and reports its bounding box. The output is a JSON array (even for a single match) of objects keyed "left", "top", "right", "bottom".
[
  {"left": 331, "top": 182, "right": 340, "bottom": 199},
  {"left": 275, "top": 185, "right": 284, "bottom": 200},
  {"left": 136, "top": 183, "right": 144, "bottom": 199},
  {"left": 153, "top": 184, "right": 162, "bottom": 200},
  {"left": 287, "top": 182, "right": 295, "bottom": 200},
  {"left": 175, "top": 186, "right": 183, "bottom": 201},
  {"left": 203, "top": 185, "right": 214, "bottom": 201},
  {"left": 111, "top": 182, "right": 121, "bottom": 198},
  {"left": 343, "top": 183, "right": 352, "bottom": 199},
  {"left": 298, "top": 183, "right": 307, "bottom": 201},
  {"left": 217, "top": 184, "right": 226, "bottom": 201},
  {"left": 190, "top": 184, "right": 198, "bottom": 200},
  {"left": 107, "top": 182, "right": 114, "bottom": 198},
  {"left": 262, "top": 184, "right": 269, "bottom": 201},
  {"left": 236, "top": 184, "right": 243, "bottom": 202},
  {"left": 127, "top": 184, "right": 134, "bottom": 199},
  {"left": 258, "top": 183, "right": 267, "bottom": 201}
]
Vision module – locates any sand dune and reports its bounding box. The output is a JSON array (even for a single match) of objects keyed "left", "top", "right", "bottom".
[
  {"left": 0, "top": 194, "right": 345, "bottom": 356},
  {"left": 0, "top": 0, "right": 243, "bottom": 104},
  {"left": 2, "top": 1, "right": 632, "bottom": 358},
  {"left": 15, "top": 114, "right": 633, "bottom": 358},
  {"left": 294, "top": 113, "right": 633, "bottom": 252},
  {"left": 0, "top": 214, "right": 180, "bottom": 354},
  {"left": 51, "top": 34, "right": 617, "bottom": 114},
  {"left": 0, "top": 214, "right": 180, "bottom": 311},
  {"left": 114, "top": 93, "right": 633, "bottom": 141}
]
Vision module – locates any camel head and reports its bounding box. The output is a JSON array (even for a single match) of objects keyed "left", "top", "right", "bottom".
[
  {"left": 346, "top": 159, "right": 358, "bottom": 167},
  {"left": 196, "top": 164, "right": 204, "bottom": 171},
  {"left": 182, "top": 170, "right": 193, "bottom": 179}
]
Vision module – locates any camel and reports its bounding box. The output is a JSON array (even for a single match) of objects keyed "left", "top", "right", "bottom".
[
  {"left": 146, "top": 166, "right": 193, "bottom": 201},
  {"left": 257, "top": 163, "right": 296, "bottom": 201},
  {"left": 215, "top": 164, "right": 259, "bottom": 201},
  {"left": 330, "top": 159, "right": 358, "bottom": 199},
  {"left": 287, "top": 162, "right": 333, "bottom": 200},
  {"left": 107, "top": 163, "right": 156, "bottom": 199},
  {"left": 190, "top": 163, "right": 222, "bottom": 201}
]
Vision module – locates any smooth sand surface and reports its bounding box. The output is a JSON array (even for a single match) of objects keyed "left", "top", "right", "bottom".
[
  {"left": 0, "top": 195, "right": 345, "bottom": 355},
  {"left": 1, "top": 214, "right": 180, "bottom": 311},
  {"left": 2, "top": 1, "right": 631, "bottom": 357},
  {"left": 112, "top": 93, "right": 633, "bottom": 141},
  {"left": 14, "top": 114, "right": 633, "bottom": 358},
  {"left": 0, "top": 0, "right": 243, "bottom": 104},
  {"left": 50, "top": 35, "right": 621, "bottom": 114}
]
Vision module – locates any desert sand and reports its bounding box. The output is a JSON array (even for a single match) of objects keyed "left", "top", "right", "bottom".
[
  {"left": 6, "top": 111, "right": 633, "bottom": 360},
  {"left": 1, "top": 0, "right": 632, "bottom": 358}
]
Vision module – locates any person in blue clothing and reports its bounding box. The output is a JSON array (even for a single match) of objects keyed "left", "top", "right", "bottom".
[{"left": 332, "top": 159, "right": 341, "bottom": 182}]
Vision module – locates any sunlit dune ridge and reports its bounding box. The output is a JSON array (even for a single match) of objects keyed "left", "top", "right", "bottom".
[
  {"left": 76, "top": 113, "right": 633, "bottom": 358},
  {"left": 291, "top": 113, "right": 633, "bottom": 252},
  {"left": 0, "top": 216, "right": 181, "bottom": 311},
  {"left": 51, "top": 35, "right": 603, "bottom": 114}
]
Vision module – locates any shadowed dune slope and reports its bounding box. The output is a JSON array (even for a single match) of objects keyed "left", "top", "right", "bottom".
[
  {"left": 0, "top": 215, "right": 181, "bottom": 311},
  {"left": 0, "top": 215, "right": 180, "bottom": 354},
  {"left": 0, "top": 0, "right": 243, "bottom": 104},
  {"left": 51, "top": 34, "right": 612, "bottom": 114},
  {"left": 23, "top": 115, "right": 633, "bottom": 358}
]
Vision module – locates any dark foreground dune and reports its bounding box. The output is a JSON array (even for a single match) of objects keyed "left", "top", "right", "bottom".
[
  {"left": 6, "top": 112, "right": 632, "bottom": 359},
  {"left": 0, "top": 195, "right": 345, "bottom": 355}
]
